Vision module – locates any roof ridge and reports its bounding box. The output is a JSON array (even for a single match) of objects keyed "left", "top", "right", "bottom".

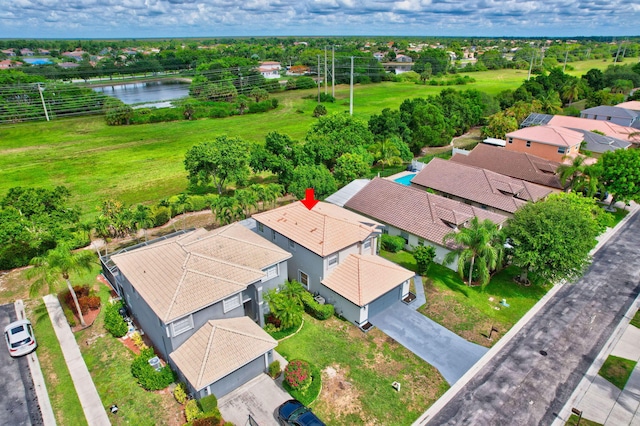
[
  {"left": 189, "top": 251, "right": 265, "bottom": 276},
  {"left": 166, "top": 266, "right": 189, "bottom": 321},
  {"left": 214, "top": 322, "right": 276, "bottom": 344},
  {"left": 197, "top": 323, "right": 218, "bottom": 388},
  {"left": 184, "top": 267, "right": 254, "bottom": 288},
  {"left": 216, "top": 233, "right": 290, "bottom": 256}
]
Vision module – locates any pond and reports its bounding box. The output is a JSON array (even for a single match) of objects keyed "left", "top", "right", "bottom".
[{"left": 92, "top": 81, "right": 190, "bottom": 107}]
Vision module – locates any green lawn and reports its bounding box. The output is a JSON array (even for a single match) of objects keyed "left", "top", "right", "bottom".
[
  {"left": 598, "top": 355, "right": 637, "bottom": 390},
  {"left": 276, "top": 315, "right": 448, "bottom": 425},
  {"left": 565, "top": 414, "right": 602, "bottom": 426},
  {"left": 29, "top": 300, "right": 87, "bottom": 426},
  {"left": 630, "top": 310, "right": 640, "bottom": 329}
]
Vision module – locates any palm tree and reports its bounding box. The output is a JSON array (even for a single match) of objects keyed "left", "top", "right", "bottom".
[
  {"left": 132, "top": 204, "right": 154, "bottom": 241},
  {"left": 443, "top": 217, "right": 502, "bottom": 287},
  {"left": 265, "top": 184, "right": 284, "bottom": 209},
  {"left": 557, "top": 155, "right": 587, "bottom": 189},
  {"left": 235, "top": 188, "right": 258, "bottom": 218},
  {"left": 264, "top": 288, "right": 303, "bottom": 329},
  {"left": 561, "top": 80, "right": 583, "bottom": 106},
  {"left": 25, "top": 244, "right": 96, "bottom": 327},
  {"left": 249, "top": 184, "right": 267, "bottom": 212}
]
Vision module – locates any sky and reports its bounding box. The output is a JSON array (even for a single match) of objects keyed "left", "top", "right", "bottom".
[{"left": 1, "top": 0, "right": 639, "bottom": 39}]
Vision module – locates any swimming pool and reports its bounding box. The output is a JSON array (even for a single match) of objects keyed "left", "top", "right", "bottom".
[{"left": 394, "top": 173, "right": 416, "bottom": 186}]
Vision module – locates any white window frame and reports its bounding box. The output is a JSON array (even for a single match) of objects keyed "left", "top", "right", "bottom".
[
  {"left": 171, "top": 315, "right": 194, "bottom": 337},
  {"left": 299, "top": 271, "right": 309, "bottom": 289},
  {"left": 328, "top": 254, "right": 338, "bottom": 268},
  {"left": 526, "top": 141, "right": 531, "bottom": 147},
  {"left": 264, "top": 264, "right": 278, "bottom": 281},
  {"left": 223, "top": 293, "right": 242, "bottom": 313},
  {"left": 363, "top": 239, "right": 371, "bottom": 250}
]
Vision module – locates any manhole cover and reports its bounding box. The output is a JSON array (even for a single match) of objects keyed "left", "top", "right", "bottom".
[{"left": 539, "top": 350, "right": 548, "bottom": 356}]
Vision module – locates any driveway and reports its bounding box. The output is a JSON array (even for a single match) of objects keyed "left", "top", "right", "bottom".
[
  {"left": 218, "top": 373, "right": 291, "bottom": 426},
  {"left": 0, "top": 303, "right": 43, "bottom": 426},
  {"left": 370, "top": 302, "right": 488, "bottom": 385}
]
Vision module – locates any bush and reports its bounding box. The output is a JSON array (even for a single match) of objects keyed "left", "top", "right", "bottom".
[
  {"left": 174, "top": 382, "right": 188, "bottom": 405},
  {"left": 198, "top": 394, "right": 218, "bottom": 413},
  {"left": 380, "top": 234, "right": 405, "bottom": 253},
  {"left": 151, "top": 206, "right": 171, "bottom": 227},
  {"left": 284, "top": 359, "right": 312, "bottom": 391},
  {"left": 130, "top": 332, "right": 147, "bottom": 350},
  {"left": 104, "top": 301, "right": 128, "bottom": 338},
  {"left": 63, "top": 307, "right": 76, "bottom": 327},
  {"left": 185, "top": 399, "right": 202, "bottom": 422},
  {"left": 300, "top": 291, "right": 334, "bottom": 320},
  {"left": 248, "top": 100, "right": 274, "bottom": 114},
  {"left": 413, "top": 245, "right": 437, "bottom": 275},
  {"left": 131, "top": 348, "right": 175, "bottom": 391},
  {"left": 286, "top": 363, "right": 322, "bottom": 405},
  {"left": 313, "top": 104, "right": 327, "bottom": 118},
  {"left": 193, "top": 412, "right": 221, "bottom": 426},
  {"left": 269, "top": 360, "right": 281, "bottom": 378},
  {"left": 318, "top": 93, "right": 335, "bottom": 103},
  {"left": 187, "top": 195, "right": 208, "bottom": 212},
  {"left": 295, "top": 77, "right": 316, "bottom": 90}
]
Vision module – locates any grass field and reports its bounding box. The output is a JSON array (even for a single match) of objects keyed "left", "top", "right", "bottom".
[
  {"left": 598, "top": 355, "right": 637, "bottom": 390},
  {"left": 0, "top": 60, "right": 613, "bottom": 219}
]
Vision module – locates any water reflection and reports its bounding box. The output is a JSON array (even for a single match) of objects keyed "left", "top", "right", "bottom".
[{"left": 93, "top": 81, "right": 190, "bottom": 105}]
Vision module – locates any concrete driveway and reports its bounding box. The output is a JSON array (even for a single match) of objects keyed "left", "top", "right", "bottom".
[
  {"left": 370, "top": 302, "right": 488, "bottom": 385},
  {"left": 218, "top": 373, "right": 291, "bottom": 426},
  {"left": 0, "top": 303, "right": 43, "bottom": 426}
]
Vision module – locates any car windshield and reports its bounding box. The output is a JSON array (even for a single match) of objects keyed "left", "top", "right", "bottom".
[{"left": 11, "top": 337, "right": 31, "bottom": 348}]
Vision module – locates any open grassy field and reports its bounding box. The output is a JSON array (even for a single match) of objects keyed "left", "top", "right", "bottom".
[{"left": 0, "top": 60, "right": 613, "bottom": 218}]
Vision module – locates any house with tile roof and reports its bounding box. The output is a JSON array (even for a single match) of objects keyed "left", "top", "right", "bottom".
[
  {"left": 504, "top": 125, "right": 582, "bottom": 162},
  {"left": 253, "top": 201, "right": 414, "bottom": 327},
  {"left": 580, "top": 106, "right": 640, "bottom": 129},
  {"left": 616, "top": 101, "right": 640, "bottom": 112},
  {"left": 411, "top": 158, "right": 552, "bottom": 217},
  {"left": 450, "top": 144, "right": 565, "bottom": 190},
  {"left": 344, "top": 178, "right": 508, "bottom": 269},
  {"left": 104, "top": 223, "right": 291, "bottom": 398}
]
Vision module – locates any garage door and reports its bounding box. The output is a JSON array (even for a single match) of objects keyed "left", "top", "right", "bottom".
[
  {"left": 210, "top": 355, "right": 266, "bottom": 398},
  {"left": 368, "top": 285, "right": 402, "bottom": 318}
]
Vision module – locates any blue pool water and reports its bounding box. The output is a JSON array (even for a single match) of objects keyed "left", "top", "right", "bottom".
[
  {"left": 23, "top": 58, "right": 52, "bottom": 65},
  {"left": 394, "top": 173, "right": 416, "bottom": 186}
]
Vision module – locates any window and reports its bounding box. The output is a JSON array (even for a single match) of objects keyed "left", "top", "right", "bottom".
[
  {"left": 271, "top": 229, "right": 277, "bottom": 241},
  {"left": 606, "top": 116, "right": 611, "bottom": 121},
  {"left": 223, "top": 294, "right": 242, "bottom": 313},
  {"left": 257, "top": 222, "right": 264, "bottom": 233},
  {"left": 557, "top": 147, "right": 567, "bottom": 154},
  {"left": 507, "top": 137, "right": 513, "bottom": 144},
  {"left": 400, "top": 231, "right": 409, "bottom": 244},
  {"left": 328, "top": 254, "right": 338, "bottom": 268},
  {"left": 171, "top": 315, "right": 193, "bottom": 337},
  {"left": 264, "top": 265, "right": 278, "bottom": 280},
  {"left": 299, "top": 271, "right": 309, "bottom": 288},
  {"left": 363, "top": 239, "right": 371, "bottom": 249},
  {"left": 382, "top": 227, "right": 389, "bottom": 235},
  {"left": 418, "top": 238, "right": 425, "bottom": 246},
  {"left": 526, "top": 141, "right": 531, "bottom": 147},
  {"left": 288, "top": 239, "right": 295, "bottom": 251}
]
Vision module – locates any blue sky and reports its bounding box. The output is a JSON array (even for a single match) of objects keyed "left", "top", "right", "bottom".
[{"left": 1, "top": 0, "right": 639, "bottom": 39}]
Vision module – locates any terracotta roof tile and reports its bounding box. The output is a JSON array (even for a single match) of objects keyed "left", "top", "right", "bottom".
[
  {"left": 410, "top": 158, "right": 551, "bottom": 214},
  {"left": 321, "top": 254, "right": 414, "bottom": 306},
  {"left": 169, "top": 317, "right": 276, "bottom": 391},
  {"left": 344, "top": 178, "right": 507, "bottom": 247},
  {"left": 451, "top": 144, "right": 564, "bottom": 189},
  {"left": 253, "top": 202, "right": 380, "bottom": 256},
  {"left": 111, "top": 224, "right": 291, "bottom": 323},
  {"left": 547, "top": 115, "right": 640, "bottom": 143},
  {"left": 506, "top": 125, "right": 583, "bottom": 148}
]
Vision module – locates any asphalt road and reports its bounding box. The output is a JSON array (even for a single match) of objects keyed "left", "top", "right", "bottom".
[
  {"left": 0, "top": 304, "right": 43, "bottom": 426},
  {"left": 422, "top": 211, "right": 640, "bottom": 425}
]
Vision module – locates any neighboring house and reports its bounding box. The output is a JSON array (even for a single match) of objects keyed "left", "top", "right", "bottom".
[
  {"left": 373, "top": 52, "right": 385, "bottom": 61},
  {"left": 258, "top": 61, "right": 281, "bottom": 79},
  {"left": 253, "top": 202, "right": 414, "bottom": 327},
  {"left": 395, "top": 54, "right": 413, "bottom": 63},
  {"left": 58, "top": 62, "right": 80, "bottom": 69},
  {"left": 325, "top": 179, "right": 370, "bottom": 207},
  {"left": 343, "top": 178, "right": 508, "bottom": 269},
  {"left": 0, "top": 60, "right": 22, "bottom": 69},
  {"left": 411, "top": 158, "right": 552, "bottom": 217},
  {"left": 103, "top": 223, "right": 291, "bottom": 399},
  {"left": 37, "top": 49, "right": 50, "bottom": 55},
  {"left": 616, "top": 101, "right": 640, "bottom": 112},
  {"left": 570, "top": 128, "right": 631, "bottom": 155},
  {"left": 580, "top": 106, "right": 640, "bottom": 129},
  {"left": 1, "top": 49, "right": 16, "bottom": 57},
  {"left": 19, "top": 48, "right": 34, "bottom": 56},
  {"left": 521, "top": 113, "right": 640, "bottom": 145},
  {"left": 450, "top": 144, "right": 565, "bottom": 190},
  {"left": 504, "top": 125, "right": 582, "bottom": 163},
  {"left": 61, "top": 50, "right": 86, "bottom": 61}
]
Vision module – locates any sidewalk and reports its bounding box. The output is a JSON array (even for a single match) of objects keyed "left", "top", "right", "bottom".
[{"left": 44, "top": 294, "right": 111, "bottom": 426}]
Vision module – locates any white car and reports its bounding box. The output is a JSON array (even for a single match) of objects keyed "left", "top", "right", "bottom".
[{"left": 4, "top": 319, "right": 37, "bottom": 357}]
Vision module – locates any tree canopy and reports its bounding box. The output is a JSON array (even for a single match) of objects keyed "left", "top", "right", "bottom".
[{"left": 600, "top": 149, "right": 640, "bottom": 205}]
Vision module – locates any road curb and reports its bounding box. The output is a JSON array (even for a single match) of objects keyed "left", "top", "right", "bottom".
[
  {"left": 13, "top": 299, "right": 57, "bottom": 426},
  {"left": 413, "top": 205, "right": 640, "bottom": 426}
]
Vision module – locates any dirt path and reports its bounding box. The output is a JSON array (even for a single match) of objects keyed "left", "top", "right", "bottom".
[{"left": 420, "top": 127, "right": 483, "bottom": 156}]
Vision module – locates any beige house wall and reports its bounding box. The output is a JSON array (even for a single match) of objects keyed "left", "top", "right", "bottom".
[{"left": 505, "top": 136, "right": 580, "bottom": 162}]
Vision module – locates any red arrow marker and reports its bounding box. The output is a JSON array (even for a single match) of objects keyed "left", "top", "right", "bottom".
[{"left": 300, "top": 188, "right": 319, "bottom": 210}]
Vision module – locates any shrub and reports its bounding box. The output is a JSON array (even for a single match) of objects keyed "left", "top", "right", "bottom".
[
  {"left": 193, "top": 413, "right": 221, "bottom": 426},
  {"left": 248, "top": 100, "right": 274, "bottom": 114},
  {"left": 295, "top": 77, "right": 316, "bottom": 89},
  {"left": 318, "top": 93, "right": 335, "bottom": 103},
  {"left": 413, "top": 245, "right": 437, "bottom": 275},
  {"left": 130, "top": 332, "right": 147, "bottom": 350},
  {"left": 264, "top": 323, "right": 279, "bottom": 334},
  {"left": 104, "top": 301, "right": 128, "bottom": 338},
  {"left": 269, "top": 360, "right": 281, "bottom": 378},
  {"left": 185, "top": 399, "right": 202, "bottom": 422},
  {"left": 198, "top": 394, "right": 218, "bottom": 413},
  {"left": 151, "top": 206, "right": 171, "bottom": 227},
  {"left": 300, "top": 291, "right": 333, "bottom": 320},
  {"left": 284, "top": 360, "right": 312, "bottom": 391},
  {"left": 131, "top": 348, "right": 176, "bottom": 391},
  {"left": 380, "top": 234, "right": 405, "bottom": 253},
  {"left": 63, "top": 307, "right": 76, "bottom": 327},
  {"left": 187, "top": 195, "right": 208, "bottom": 212},
  {"left": 174, "top": 382, "right": 188, "bottom": 405},
  {"left": 313, "top": 104, "right": 327, "bottom": 118}
]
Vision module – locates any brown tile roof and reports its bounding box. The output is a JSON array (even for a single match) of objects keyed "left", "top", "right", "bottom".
[
  {"left": 411, "top": 158, "right": 552, "bottom": 214},
  {"left": 321, "top": 254, "right": 414, "bottom": 306},
  {"left": 506, "top": 125, "right": 583, "bottom": 148},
  {"left": 111, "top": 224, "right": 291, "bottom": 323},
  {"left": 450, "top": 144, "right": 564, "bottom": 189},
  {"left": 345, "top": 178, "right": 508, "bottom": 247},
  {"left": 169, "top": 317, "right": 276, "bottom": 391},
  {"left": 253, "top": 202, "right": 380, "bottom": 257}
]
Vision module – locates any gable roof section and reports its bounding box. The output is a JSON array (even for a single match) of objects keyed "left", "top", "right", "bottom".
[
  {"left": 111, "top": 224, "right": 291, "bottom": 323},
  {"left": 253, "top": 202, "right": 380, "bottom": 257},
  {"left": 616, "top": 101, "right": 640, "bottom": 111},
  {"left": 451, "top": 144, "right": 563, "bottom": 189},
  {"left": 506, "top": 125, "right": 583, "bottom": 148},
  {"left": 546, "top": 115, "right": 640, "bottom": 143},
  {"left": 169, "top": 317, "right": 277, "bottom": 391},
  {"left": 571, "top": 128, "right": 631, "bottom": 153},
  {"left": 321, "top": 254, "right": 414, "bottom": 306},
  {"left": 325, "top": 179, "right": 370, "bottom": 207},
  {"left": 581, "top": 106, "right": 639, "bottom": 121},
  {"left": 411, "top": 158, "right": 552, "bottom": 214},
  {"left": 344, "top": 178, "right": 507, "bottom": 247}
]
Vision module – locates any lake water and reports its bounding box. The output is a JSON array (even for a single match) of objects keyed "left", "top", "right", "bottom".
[{"left": 92, "top": 81, "right": 190, "bottom": 106}]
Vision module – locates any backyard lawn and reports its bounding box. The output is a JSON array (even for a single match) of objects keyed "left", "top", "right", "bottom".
[{"left": 276, "top": 315, "right": 449, "bottom": 426}]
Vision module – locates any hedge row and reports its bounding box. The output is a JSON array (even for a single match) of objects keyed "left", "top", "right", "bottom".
[
  {"left": 104, "top": 300, "right": 128, "bottom": 338},
  {"left": 380, "top": 234, "right": 405, "bottom": 253},
  {"left": 300, "top": 291, "right": 334, "bottom": 320},
  {"left": 131, "top": 347, "right": 176, "bottom": 391}
]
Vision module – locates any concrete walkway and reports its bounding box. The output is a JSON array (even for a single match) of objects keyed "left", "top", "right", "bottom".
[
  {"left": 370, "top": 302, "right": 488, "bottom": 384},
  {"left": 44, "top": 295, "right": 110, "bottom": 426},
  {"left": 411, "top": 275, "right": 426, "bottom": 310}
]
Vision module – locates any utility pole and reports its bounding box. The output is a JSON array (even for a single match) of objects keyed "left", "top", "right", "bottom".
[
  {"left": 349, "top": 56, "right": 354, "bottom": 115},
  {"left": 614, "top": 42, "right": 622, "bottom": 63},
  {"left": 324, "top": 46, "right": 328, "bottom": 95},
  {"left": 332, "top": 45, "right": 335, "bottom": 98},
  {"left": 527, "top": 52, "right": 534, "bottom": 81},
  {"left": 317, "top": 55, "right": 321, "bottom": 103},
  {"left": 37, "top": 83, "right": 50, "bottom": 122},
  {"left": 563, "top": 50, "right": 569, "bottom": 73}
]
